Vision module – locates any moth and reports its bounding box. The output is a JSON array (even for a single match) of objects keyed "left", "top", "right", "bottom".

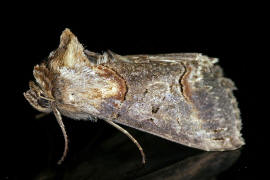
[{"left": 24, "top": 29, "right": 244, "bottom": 164}]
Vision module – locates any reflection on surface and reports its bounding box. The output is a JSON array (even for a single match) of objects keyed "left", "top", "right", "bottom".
[
  {"left": 137, "top": 151, "right": 240, "bottom": 180},
  {"left": 34, "top": 127, "right": 241, "bottom": 180}
]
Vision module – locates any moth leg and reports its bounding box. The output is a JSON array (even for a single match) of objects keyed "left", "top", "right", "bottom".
[
  {"left": 51, "top": 104, "right": 68, "bottom": 165},
  {"left": 104, "top": 119, "right": 146, "bottom": 164}
]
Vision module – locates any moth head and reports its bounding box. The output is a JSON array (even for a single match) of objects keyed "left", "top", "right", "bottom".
[
  {"left": 24, "top": 81, "right": 52, "bottom": 113},
  {"left": 24, "top": 28, "right": 87, "bottom": 113},
  {"left": 24, "top": 57, "right": 55, "bottom": 112},
  {"left": 25, "top": 28, "right": 126, "bottom": 118}
]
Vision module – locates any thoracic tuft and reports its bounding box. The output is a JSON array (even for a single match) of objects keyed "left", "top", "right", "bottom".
[{"left": 49, "top": 28, "right": 90, "bottom": 71}]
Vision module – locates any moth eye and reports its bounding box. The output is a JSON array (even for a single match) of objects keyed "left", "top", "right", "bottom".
[{"left": 37, "top": 98, "right": 50, "bottom": 108}]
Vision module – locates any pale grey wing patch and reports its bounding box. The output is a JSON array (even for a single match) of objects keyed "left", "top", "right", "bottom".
[
  {"left": 84, "top": 50, "right": 101, "bottom": 64},
  {"left": 142, "top": 53, "right": 218, "bottom": 64},
  {"left": 104, "top": 51, "right": 218, "bottom": 64},
  {"left": 106, "top": 50, "right": 135, "bottom": 63},
  {"left": 84, "top": 50, "right": 111, "bottom": 65},
  {"left": 84, "top": 49, "right": 132, "bottom": 64}
]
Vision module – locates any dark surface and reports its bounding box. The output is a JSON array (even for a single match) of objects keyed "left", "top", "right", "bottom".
[
  {"left": 1, "top": 6, "right": 259, "bottom": 179},
  {"left": 29, "top": 125, "right": 243, "bottom": 180}
]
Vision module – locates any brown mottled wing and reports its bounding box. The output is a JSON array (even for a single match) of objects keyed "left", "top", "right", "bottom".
[{"left": 107, "top": 54, "right": 244, "bottom": 151}]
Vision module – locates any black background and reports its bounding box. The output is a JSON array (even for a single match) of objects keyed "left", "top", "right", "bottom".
[{"left": 1, "top": 3, "right": 261, "bottom": 180}]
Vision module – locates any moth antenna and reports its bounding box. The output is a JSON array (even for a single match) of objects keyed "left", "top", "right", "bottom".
[
  {"left": 104, "top": 120, "right": 146, "bottom": 164},
  {"left": 51, "top": 104, "right": 68, "bottom": 165}
]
